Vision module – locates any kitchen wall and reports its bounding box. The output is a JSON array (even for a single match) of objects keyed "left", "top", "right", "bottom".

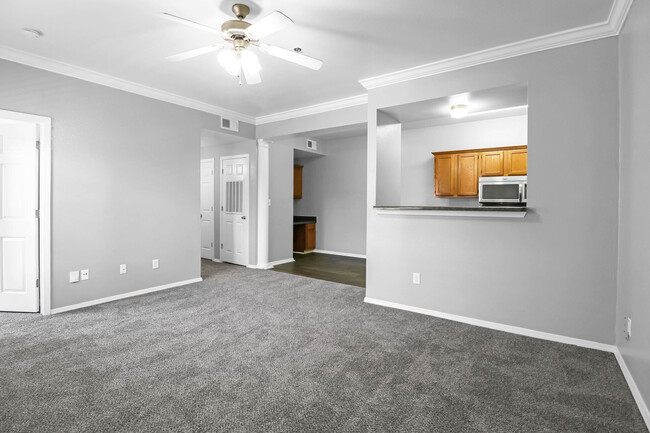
[
  {"left": 617, "top": 0, "right": 650, "bottom": 420},
  {"left": 375, "top": 112, "right": 402, "bottom": 206},
  {"left": 401, "top": 115, "right": 528, "bottom": 206},
  {"left": 294, "top": 134, "right": 368, "bottom": 256},
  {"left": 366, "top": 37, "right": 620, "bottom": 344},
  {"left": 0, "top": 58, "right": 244, "bottom": 310},
  {"left": 200, "top": 133, "right": 259, "bottom": 266}
]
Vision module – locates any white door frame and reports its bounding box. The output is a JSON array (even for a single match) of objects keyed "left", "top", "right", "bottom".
[
  {"left": 0, "top": 109, "right": 51, "bottom": 315},
  {"left": 219, "top": 154, "right": 250, "bottom": 266}
]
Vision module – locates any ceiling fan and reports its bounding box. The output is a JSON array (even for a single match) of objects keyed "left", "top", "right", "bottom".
[{"left": 161, "top": 3, "right": 323, "bottom": 85}]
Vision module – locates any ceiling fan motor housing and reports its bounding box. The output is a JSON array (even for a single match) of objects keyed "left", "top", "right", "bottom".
[{"left": 231, "top": 4, "right": 250, "bottom": 20}]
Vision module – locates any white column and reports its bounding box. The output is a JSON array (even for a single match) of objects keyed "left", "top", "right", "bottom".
[{"left": 256, "top": 139, "right": 270, "bottom": 269}]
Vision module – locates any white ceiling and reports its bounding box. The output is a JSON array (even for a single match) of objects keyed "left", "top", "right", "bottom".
[{"left": 0, "top": 0, "right": 615, "bottom": 119}]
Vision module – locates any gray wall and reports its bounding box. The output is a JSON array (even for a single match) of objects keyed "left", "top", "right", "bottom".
[
  {"left": 617, "top": 0, "right": 650, "bottom": 413},
  {"left": 0, "top": 59, "right": 230, "bottom": 309},
  {"left": 200, "top": 134, "right": 258, "bottom": 266},
  {"left": 401, "top": 115, "right": 528, "bottom": 206},
  {"left": 294, "top": 135, "right": 368, "bottom": 256},
  {"left": 366, "top": 38, "right": 620, "bottom": 344},
  {"left": 268, "top": 140, "right": 294, "bottom": 263}
]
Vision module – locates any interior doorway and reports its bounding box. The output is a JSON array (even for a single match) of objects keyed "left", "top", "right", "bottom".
[
  {"left": 200, "top": 158, "right": 215, "bottom": 259},
  {"left": 0, "top": 109, "right": 51, "bottom": 314}
]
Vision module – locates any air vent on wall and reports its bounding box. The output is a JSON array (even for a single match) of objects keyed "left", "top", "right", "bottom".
[
  {"left": 306, "top": 139, "right": 317, "bottom": 150},
  {"left": 221, "top": 117, "right": 239, "bottom": 132}
]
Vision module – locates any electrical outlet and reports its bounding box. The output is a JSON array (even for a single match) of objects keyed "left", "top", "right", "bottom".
[
  {"left": 69, "top": 271, "right": 80, "bottom": 283},
  {"left": 413, "top": 273, "right": 421, "bottom": 285},
  {"left": 80, "top": 269, "right": 89, "bottom": 281},
  {"left": 152, "top": 259, "right": 159, "bottom": 269},
  {"left": 624, "top": 317, "right": 632, "bottom": 340},
  {"left": 120, "top": 264, "right": 127, "bottom": 275}
]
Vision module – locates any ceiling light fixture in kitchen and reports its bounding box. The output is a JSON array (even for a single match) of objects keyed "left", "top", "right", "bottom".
[{"left": 450, "top": 104, "right": 468, "bottom": 118}]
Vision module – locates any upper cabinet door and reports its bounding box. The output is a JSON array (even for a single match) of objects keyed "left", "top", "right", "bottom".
[
  {"left": 480, "top": 151, "right": 504, "bottom": 177},
  {"left": 504, "top": 149, "right": 527, "bottom": 176},
  {"left": 457, "top": 153, "right": 479, "bottom": 196},
  {"left": 434, "top": 154, "right": 457, "bottom": 197}
]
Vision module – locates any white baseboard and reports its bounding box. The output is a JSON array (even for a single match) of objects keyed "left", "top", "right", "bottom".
[
  {"left": 614, "top": 348, "right": 650, "bottom": 429},
  {"left": 211, "top": 258, "right": 223, "bottom": 263},
  {"left": 246, "top": 263, "right": 277, "bottom": 270},
  {"left": 313, "top": 249, "right": 367, "bottom": 259},
  {"left": 363, "top": 297, "right": 614, "bottom": 352},
  {"left": 265, "top": 258, "right": 295, "bottom": 268},
  {"left": 50, "top": 278, "right": 203, "bottom": 314}
]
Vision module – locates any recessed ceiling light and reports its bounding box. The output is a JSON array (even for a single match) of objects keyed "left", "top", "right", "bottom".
[{"left": 21, "top": 28, "right": 43, "bottom": 38}]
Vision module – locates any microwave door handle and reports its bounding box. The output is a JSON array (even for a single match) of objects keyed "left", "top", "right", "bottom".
[
  {"left": 518, "top": 184, "right": 523, "bottom": 202},
  {"left": 524, "top": 184, "right": 527, "bottom": 201}
]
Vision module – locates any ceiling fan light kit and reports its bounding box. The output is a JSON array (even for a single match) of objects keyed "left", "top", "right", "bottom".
[{"left": 162, "top": 3, "right": 323, "bottom": 85}]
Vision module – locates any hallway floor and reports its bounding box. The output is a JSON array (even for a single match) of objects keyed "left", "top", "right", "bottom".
[{"left": 272, "top": 253, "right": 366, "bottom": 287}]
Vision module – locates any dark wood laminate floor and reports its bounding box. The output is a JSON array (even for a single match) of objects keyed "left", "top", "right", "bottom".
[{"left": 272, "top": 253, "right": 366, "bottom": 287}]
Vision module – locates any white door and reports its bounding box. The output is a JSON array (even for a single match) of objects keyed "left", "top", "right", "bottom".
[
  {"left": 200, "top": 158, "right": 215, "bottom": 259},
  {"left": 0, "top": 119, "right": 39, "bottom": 312},
  {"left": 220, "top": 155, "right": 249, "bottom": 266}
]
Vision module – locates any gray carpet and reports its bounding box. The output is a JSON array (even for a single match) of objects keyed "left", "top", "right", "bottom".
[{"left": 0, "top": 260, "right": 646, "bottom": 433}]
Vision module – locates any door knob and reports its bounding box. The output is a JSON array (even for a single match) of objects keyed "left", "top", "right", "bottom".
[{"left": 241, "top": 216, "right": 246, "bottom": 220}]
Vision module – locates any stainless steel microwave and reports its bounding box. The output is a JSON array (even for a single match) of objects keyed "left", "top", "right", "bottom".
[{"left": 479, "top": 176, "right": 527, "bottom": 204}]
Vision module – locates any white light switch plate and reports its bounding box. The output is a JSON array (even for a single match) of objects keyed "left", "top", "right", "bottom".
[
  {"left": 69, "top": 271, "right": 80, "bottom": 283},
  {"left": 413, "top": 273, "right": 421, "bottom": 284},
  {"left": 120, "top": 264, "right": 127, "bottom": 275},
  {"left": 152, "top": 259, "right": 159, "bottom": 269}
]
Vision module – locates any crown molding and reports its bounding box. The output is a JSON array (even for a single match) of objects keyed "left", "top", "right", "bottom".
[
  {"left": 609, "top": 0, "right": 635, "bottom": 34},
  {"left": 359, "top": 0, "right": 635, "bottom": 90},
  {"left": 0, "top": 0, "right": 634, "bottom": 126},
  {"left": 0, "top": 45, "right": 256, "bottom": 124},
  {"left": 255, "top": 94, "right": 368, "bottom": 125}
]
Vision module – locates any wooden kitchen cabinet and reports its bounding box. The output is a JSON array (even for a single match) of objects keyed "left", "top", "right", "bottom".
[
  {"left": 434, "top": 154, "right": 457, "bottom": 196},
  {"left": 432, "top": 145, "right": 526, "bottom": 198},
  {"left": 293, "top": 164, "right": 303, "bottom": 199},
  {"left": 293, "top": 223, "right": 316, "bottom": 253},
  {"left": 480, "top": 151, "right": 504, "bottom": 176},
  {"left": 457, "top": 153, "right": 479, "bottom": 196},
  {"left": 504, "top": 149, "right": 527, "bottom": 176}
]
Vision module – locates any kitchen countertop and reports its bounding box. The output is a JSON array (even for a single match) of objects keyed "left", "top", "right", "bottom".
[
  {"left": 374, "top": 206, "right": 526, "bottom": 212},
  {"left": 293, "top": 216, "right": 318, "bottom": 225}
]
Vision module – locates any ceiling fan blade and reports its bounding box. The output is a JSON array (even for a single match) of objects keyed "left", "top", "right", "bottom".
[
  {"left": 260, "top": 44, "right": 323, "bottom": 70},
  {"left": 242, "top": 61, "right": 262, "bottom": 84},
  {"left": 246, "top": 11, "right": 293, "bottom": 39},
  {"left": 166, "top": 44, "right": 224, "bottom": 62},
  {"left": 160, "top": 12, "right": 222, "bottom": 35}
]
